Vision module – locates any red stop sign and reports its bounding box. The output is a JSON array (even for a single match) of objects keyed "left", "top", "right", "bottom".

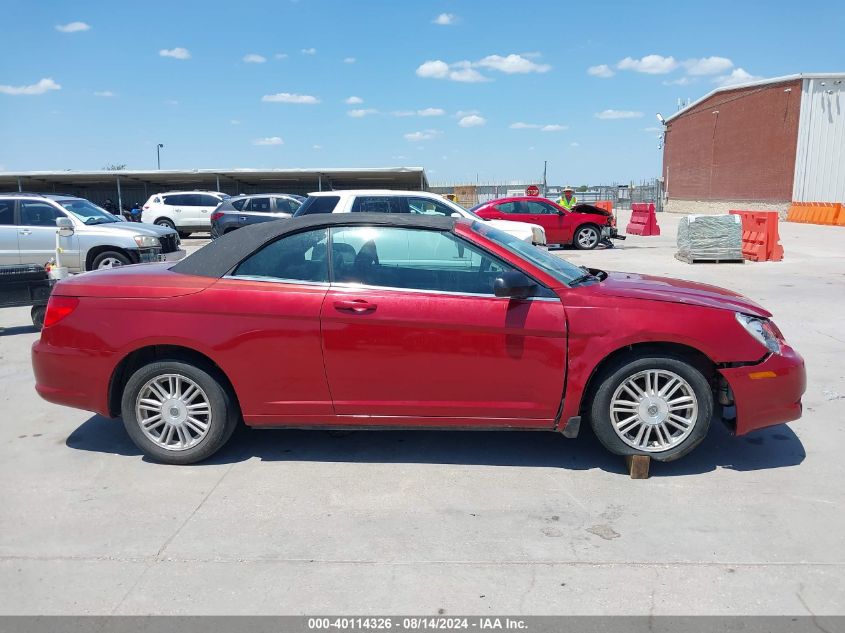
[{"left": 525, "top": 185, "right": 540, "bottom": 196}]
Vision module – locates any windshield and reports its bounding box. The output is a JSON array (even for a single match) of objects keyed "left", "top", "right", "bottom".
[
  {"left": 57, "top": 199, "right": 119, "bottom": 224},
  {"left": 470, "top": 221, "right": 586, "bottom": 286}
]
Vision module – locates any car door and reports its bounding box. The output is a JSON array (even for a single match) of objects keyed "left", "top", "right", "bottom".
[
  {"left": 0, "top": 200, "right": 20, "bottom": 265},
  {"left": 205, "top": 227, "right": 334, "bottom": 421},
  {"left": 18, "top": 200, "right": 80, "bottom": 269},
  {"left": 320, "top": 225, "right": 567, "bottom": 426},
  {"left": 196, "top": 194, "right": 223, "bottom": 230},
  {"left": 494, "top": 200, "right": 568, "bottom": 244},
  {"left": 161, "top": 194, "right": 189, "bottom": 228}
]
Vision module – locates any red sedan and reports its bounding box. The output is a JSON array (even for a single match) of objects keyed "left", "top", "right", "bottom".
[
  {"left": 32, "top": 214, "right": 805, "bottom": 465},
  {"left": 471, "top": 196, "right": 617, "bottom": 249}
]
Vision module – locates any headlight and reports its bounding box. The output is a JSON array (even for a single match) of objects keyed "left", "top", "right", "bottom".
[
  {"left": 735, "top": 313, "right": 782, "bottom": 354},
  {"left": 134, "top": 236, "right": 159, "bottom": 248},
  {"left": 531, "top": 226, "right": 546, "bottom": 245}
]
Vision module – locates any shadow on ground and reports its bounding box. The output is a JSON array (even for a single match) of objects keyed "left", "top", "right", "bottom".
[
  {"left": 66, "top": 415, "right": 805, "bottom": 477},
  {"left": 0, "top": 324, "right": 38, "bottom": 337}
]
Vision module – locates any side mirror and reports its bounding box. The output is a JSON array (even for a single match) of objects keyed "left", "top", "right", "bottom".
[
  {"left": 493, "top": 271, "right": 536, "bottom": 299},
  {"left": 56, "top": 217, "right": 74, "bottom": 237}
]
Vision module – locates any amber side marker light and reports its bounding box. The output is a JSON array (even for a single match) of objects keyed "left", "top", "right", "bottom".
[
  {"left": 43, "top": 296, "right": 80, "bottom": 328},
  {"left": 748, "top": 371, "right": 778, "bottom": 380}
]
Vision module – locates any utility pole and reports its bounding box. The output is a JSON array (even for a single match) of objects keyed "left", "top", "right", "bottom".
[
  {"left": 542, "top": 160, "right": 548, "bottom": 197},
  {"left": 156, "top": 143, "right": 165, "bottom": 170}
]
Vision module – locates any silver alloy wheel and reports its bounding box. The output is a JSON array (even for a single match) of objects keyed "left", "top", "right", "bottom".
[
  {"left": 135, "top": 373, "right": 212, "bottom": 451},
  {"left": 577, "top": 227, "right": 599, "bottom": 248},
  {"left": 97, "top": 257, "right": 125, "bottom": 269},
  {"left": 609, "top": 369, "right": 698, "bottom": 453}
]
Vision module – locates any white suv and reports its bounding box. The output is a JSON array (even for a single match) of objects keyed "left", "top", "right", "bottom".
[
  {"left": 141, "top": 191, "right": 229, "bottom": 237},
  {"left": 295, "top": 190, "right": 546, "bottom": 246}
]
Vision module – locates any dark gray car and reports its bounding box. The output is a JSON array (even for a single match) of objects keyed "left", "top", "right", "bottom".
[{"left": 210, "top": 194, "right": 304, "bottom": 239}]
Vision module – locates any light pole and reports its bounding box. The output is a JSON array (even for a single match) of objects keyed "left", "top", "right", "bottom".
[{"left": 156, "top": 143, "right": 164, "bottom": 170}]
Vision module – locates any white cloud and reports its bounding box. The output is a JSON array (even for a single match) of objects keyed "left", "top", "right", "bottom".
[
  {"left": 253, "top": 136, "right": 284, "bottom": 146},
  {"left": 313, "top": 144, "right": 322, "bottom": 150},
  {"left": 663, "top": 77, "right": 695, "bottom": 86},
  {"left": 243, "top": 53, "right": 267, "bottom": 63},
  {"left": 714, "top": 68, "right": 762, "bottom": 87},
  {"left": 418, "top": 107, "right": 445, "bottom": 117},
  {"left": 433, "top": 13, "right": 457, "bottom": 25},
  {"left": 230, "top": 119, "right": 241, "bottom": 125},
  {"left": 642, "top": 126, "right": 661, "bottom": 132},
  {"left": 344, "top": 96, "right": 363, "bottom": 104},
  {"left": 55, "top": 21, "right": 90, "bottom": 33},
  {"left": 93, "top": 90, "right": 116, "bottom": 97},
  {"left": 683, "top": 56, "right": 733, "bottom": 76},
  {"left": 343, "top": 57, "right": 356, "bottom": 64},
  {"left": 160, "top": 47, "right": 191, "bottom": 60},
  {"left": 587, "top": 64, "right": 615, "bottom": 78},
  {"left": 261, "top": 92, "right": 320, "bottom": 104},
  {"left": 416, "top": 60, "right": 450, "bottom": 79},
  {"left": 0, "top": 78, "right": 61, "bottom": 96},
  {"left": 458, "top": 114, "right": 486, "bottom": 127},
  {"left": 392, "top": 110, "right": 415, "bottom": 117},
  {"left": 448, "top": 67, "right": 489, "bottom": 83},
  {"left": 348, "top": 108, "right": 378, "bottom": 117},
  {"left": 595, "top": 109, "right": 644, "bottom": 120},
  {"left": 404, "top": 129, "right": 441, "bottom": 142},
  {"left": 275, "top": 53, "right": 288, "bottom": 60},
  {"left": 510, "top": 122, "right": 567, "bottom": 131},
  {"left": 570, "top": 142, "right": 579, "bottom": 147},
  {"left": 477, "top": 54, "right": 550, "bottom": 74},
  {"left": 301, "top": 47, "right": 317, "bottom": 55},
  {"left": 617, "top": 54, "right": 678, "bottom": 74},
  {"left": 165, "top": 99, "right": 179, "bottom": 106},
  {"left": 416, "top": 60, "right": 490, "bottom": 83}
]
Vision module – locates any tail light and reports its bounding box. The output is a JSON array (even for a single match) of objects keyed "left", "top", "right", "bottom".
[
  {"left": 211, "top": 211, "right": 224, "bottom": 222},
  {"left": 43, "top": 296, "right": 79, "bottom": 328}
]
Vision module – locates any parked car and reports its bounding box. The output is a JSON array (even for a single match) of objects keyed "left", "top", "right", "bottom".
[
  {"left": 471, "top": 197, "right": 619, "bottom": 250},
  {"left": 293, "top": 190, "right": 547, "bottom": 246},
  {"left": 210, "top": 194, "right": 304, "bottom": 239},
  {"left": 32, "top": 213, "right": 805, "bottom": 465},
  {"left": 141, "top": 191, "right": 229, "bottom": 238},
  {"left": 0, "top": 193, "right": 184, "bottom": 272}
]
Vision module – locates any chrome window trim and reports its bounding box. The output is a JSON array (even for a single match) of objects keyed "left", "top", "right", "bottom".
[{"left": 223, "top": 274, "right": 330, "bottom": 288}]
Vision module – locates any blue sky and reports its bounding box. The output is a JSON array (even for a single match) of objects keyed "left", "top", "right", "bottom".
[{"left": 1, "top": 0, "right": 843, "bottom": 185}]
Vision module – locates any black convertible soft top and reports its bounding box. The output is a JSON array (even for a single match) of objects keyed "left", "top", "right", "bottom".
[{"left": 171, "top": 212, "right": 460, "bottom": 278}]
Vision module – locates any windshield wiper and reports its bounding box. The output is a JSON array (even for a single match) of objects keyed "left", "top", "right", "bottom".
[
  {"left": 84, "top": 217, "right": 116, "bottom": 225},
  {"left": 569, "top": 267, "right": 600, "bottom": 286}
]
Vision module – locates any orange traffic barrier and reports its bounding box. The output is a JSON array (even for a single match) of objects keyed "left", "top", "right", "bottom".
[
  {"left": 730, "top": 210, "right": 784, "bottom": 262},
  {"left": 787, "top": 201, "right": 843, "bottom": 226},
  {"left": 593, "top": 200, "right": 613, "bottom": 214},
  {"left": 626, "top": 202, "right": 660, "bottom": 236}
]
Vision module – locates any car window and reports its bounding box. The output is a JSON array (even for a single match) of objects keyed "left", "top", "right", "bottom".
[
  {"left": 57, "top": 199, "right": 119, "bottom": 224},
  {"left": 246, "top": 197, "right": 272, "bottom": 212},
  {"left": 525, "top": 201, "right": 558, "bottom": 215},
  {"left": 20, "top": 201, "right": 64, "bottom": 227},
  {"left": 406, "top": 197, "right": 458, "bottom": 217},
  {"left": 198, "top": 194, "right": 222, "bottom": 207},
  {"left": 330, "top": 226, "right": 514, "bottom": 296},
  {"left": 163, "top": 194, "right": 186, "bottom": 206},
  {"left": 0, "top": 200, "right": 14, "bottom": 225},
  {"left": 497, "top": 201, "right": 555, "bottom": 215},
  {"left": 231, "top": 228, "right": 329, "bottom": 283},
  {"left": 295, "top": 195, "right": 340, "bottom": 216},
  {"left": 231, "top": 198, "right": 248, "bottom": 210},
  {"left": 274, "top": 197, "right": 300, "bottom": 213},
  {"left": 350, "top": 196, "right": 406, "bottom": 214}
]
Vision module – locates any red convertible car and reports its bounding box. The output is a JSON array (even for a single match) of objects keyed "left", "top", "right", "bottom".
[
  {"left": 32, "top": 214, "right": 805, "bottom": 465},
  {"left": 471, "top": 196, "right": 617, "bottom": 249}
]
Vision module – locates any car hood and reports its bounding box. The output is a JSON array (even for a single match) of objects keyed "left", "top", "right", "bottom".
[
  {"left": 76, "top": 221, "right": 178, "bottom": 239},
  {"left": 587, "top": 271, "right": 771, "bottom": 317},
  {"left": 53, "top": 263, "right": 211, "bottom": 298}
]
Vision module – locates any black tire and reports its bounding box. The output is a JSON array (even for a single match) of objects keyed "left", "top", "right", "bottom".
[
  {"left": 120, "top": 360, "right": 239, "bottom": 465},
  {"left": 155, "top": 218, "right": 177, "bottom": 230},
  {"left": 91, "top": 250, "right": 131, "bottom": 270},
  {"left": 31, "top": 305, "right": 46, "bottom": 330},
  {"left": 178, "top": 231, "right": 192, "bottom": 239},
  {"left": 588, "top": 355, "right": 712, "bottom": 462},
  {"left": 573, "top": 224, "right": 601, "bottom": 250}
]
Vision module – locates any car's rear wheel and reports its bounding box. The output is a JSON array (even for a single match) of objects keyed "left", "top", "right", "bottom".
[
  {"left": 91, "top": 250, "right": 131, "bottom": 270},
  {"left": 589, "top": 355, "right": 712, "bottom": 462},
  {"left": 31, "top": 305, "right": 46, "bottom": 330},
  {"left": 155, "top": 218, "right": 176, "bottom": 230},
  {"left": 573, "top": 225, "right": 601, "bottom": 250},
  {"left": 121, "top": 360, "right": 239, "bottom": 464}
]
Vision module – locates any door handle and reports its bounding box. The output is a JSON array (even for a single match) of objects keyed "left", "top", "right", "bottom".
[
  {"left": 334, "top": 299, "right": 377, "bottom": 313},
  {"left": 18, "top": 229, "right": 32, "bottom": 236}
]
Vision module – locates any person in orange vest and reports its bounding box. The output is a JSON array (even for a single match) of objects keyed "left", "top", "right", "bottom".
[{"left": 557, "top": 185, "right": 577, "bottom": 211}]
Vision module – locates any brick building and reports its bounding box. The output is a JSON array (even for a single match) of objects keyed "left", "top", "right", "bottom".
[{"left": 662, "top": 73, "right": 844, "bottom": 214}]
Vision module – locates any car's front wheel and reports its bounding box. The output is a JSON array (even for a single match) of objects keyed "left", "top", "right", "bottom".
[
  {"left": 589, "top": 355, "right": 712, "bottom": 462},
  {"left": 121, "top": 360, "right": 239, "bottom": 464},
  {"left": 573, "top": 225, "right": 601, "bottom": 250},
  {"left": 91, "top": 250, "right": 131, "bottom": 270}
]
